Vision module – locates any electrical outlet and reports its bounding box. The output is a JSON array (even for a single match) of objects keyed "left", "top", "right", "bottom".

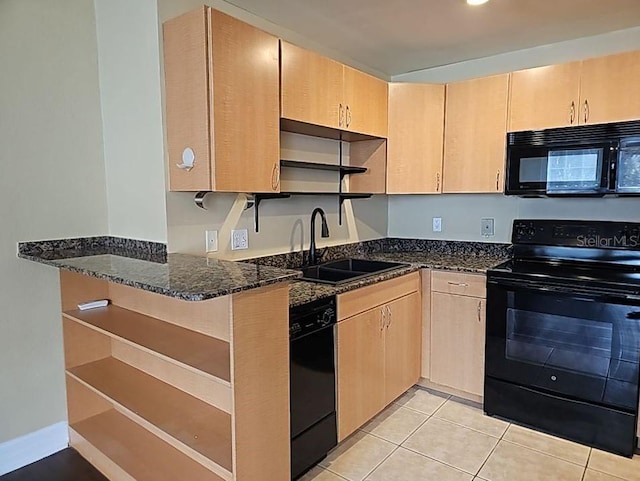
[
  {"left": 481, "top": 218, "right": 495, "bottom": 237},
  {"left": 432, "top": 217, "right": 442, "bottom": 233},
  {"left": 231, "top": 229, "right": 249, "bottom": 250},
  {"left": 205, "top": 230, "right": 218, "bottom": 252}
]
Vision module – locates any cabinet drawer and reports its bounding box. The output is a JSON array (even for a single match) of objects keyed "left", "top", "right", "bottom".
[
  {"left": 338, "top": 272, "right": 420, "bottom": 321},
  {"left": 431, "top": 271, "right": 485, "bottom": 298}
]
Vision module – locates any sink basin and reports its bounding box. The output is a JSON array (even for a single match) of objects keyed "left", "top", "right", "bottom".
[
  {"left": 321, "top": 258, "right": 407, "bottom": 273},
  {"left": 300, "top": 258, "right": 410, "bottom": 285}
]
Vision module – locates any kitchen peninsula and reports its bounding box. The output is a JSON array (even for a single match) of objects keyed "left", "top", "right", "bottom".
[{"left": 19, "top": 237, "right": 300, "bottom": 481}]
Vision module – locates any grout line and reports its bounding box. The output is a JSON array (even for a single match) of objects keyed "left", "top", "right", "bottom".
[
  {"left": 399, "top": 443, "right": 482, "bottom": 477},
  {"left": 473, "top": 417, "right": 511, "bottom": 477},
  {"left": 498, "top": 439, "right": 590, "bottom": 468},
  {"left": 319, "top": 467, "right": 349, "bottom": 481},
  {"left": 359, "top": 444, "right": 400, "bottom": 481},
  {"left": 427, "top": 415, "right": 506, "bottom": 440},
  {"left": 473, "top": 428, "right": 505, "bottom": 477}
]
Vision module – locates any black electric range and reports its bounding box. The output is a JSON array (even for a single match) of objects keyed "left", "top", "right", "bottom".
[{"left": 485, "top": 219, "right": 640, "bottom": 457}]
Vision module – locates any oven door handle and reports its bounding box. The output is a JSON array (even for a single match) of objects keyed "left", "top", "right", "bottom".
[{"left": 488, "top": 278, "right": 640, "bottom": 303}]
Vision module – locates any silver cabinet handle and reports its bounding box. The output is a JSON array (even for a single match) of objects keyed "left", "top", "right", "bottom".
[
  {"left": 346, "top": 105, "right": 352, "bottom": 128},
  {"left": 436, "top": 172, "right": 441, "bottom": 192},
  {"left": 477, "top": 300, "right": 482, "bottom": 322},
  {"left": 448, "top": 281, "right": 468, "bottom": 287},
  {"left": 583, "top": 99, "right": 590, "bottom": 123},
  {"left": 569, "top": 101, "right": 575, "bottom": 125},
  {"left": 380, "top": 307, "right": 385, "bottom": 331},
  {"left": 496, "top": 170, "right": 501, "bottom": 191},
  {"left": 271, "top": 162, "right": 280, "bottom": 191},
  {"left": 339, "top": 103, "right": 344, "bottom": 127},
  {"left": 385, "top": 305, "right": 392, "bottom": 328}
]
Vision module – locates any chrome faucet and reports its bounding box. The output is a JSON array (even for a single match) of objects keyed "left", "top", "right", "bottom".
[{"left": 309, "top": 207, "right": 329, "bottom": 265}]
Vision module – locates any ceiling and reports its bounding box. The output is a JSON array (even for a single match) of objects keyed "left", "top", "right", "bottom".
[{"left": 225, "top": 0, "right": 640, "bottom": 76}]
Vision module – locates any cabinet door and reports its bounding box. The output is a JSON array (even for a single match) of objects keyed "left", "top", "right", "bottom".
[
  {"left": 430, "top": 293, "right": 485, "bottom": 396},
  {"left": 163, "top": 7, "right": 213, "bottom": 192},
  {"left": 211, "top": 10, "right": 280, "bottom": 193},
  {"left": 509, "top": 62, "right": 582, "bottom": 132},
  {"left": 280, "top": 42, "right": 343, "bottom": 130},
  {"left": 343, "top": 66, "right": 389, "bottom": 138},
  {"left": 580, "top": 50, "right": 640, "bottom": 125},
  {"left": 337, "top": 309, "right": 386, "bottom": 441},
  {"left": 384, "top": 293, "right": 421, "bottom": 403},
  {"left": 443, "top": 74, "right": 509, "bottom": 193},
  {"left": 387, "top": 83, "right": 445, "bottom": 194}
]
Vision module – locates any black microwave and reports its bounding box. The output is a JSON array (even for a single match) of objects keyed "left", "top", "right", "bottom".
[{"left": 505, "top": 120, "right": 640, "bottom": 196}]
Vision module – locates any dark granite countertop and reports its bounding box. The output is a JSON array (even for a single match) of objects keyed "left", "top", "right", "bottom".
[
  {"left": 20, "top": 237, "right": 508, "bottom": 304},
  {"left": 288, "top": 251, "right": 507, "bottom": 307},
  {"left": 19, "top": 238, "right": 301, "bottom": 301}
]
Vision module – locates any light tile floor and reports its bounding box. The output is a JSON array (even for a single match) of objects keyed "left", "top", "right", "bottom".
[{"left": 300, "top": 386, "right": 640, "bottom": 481}]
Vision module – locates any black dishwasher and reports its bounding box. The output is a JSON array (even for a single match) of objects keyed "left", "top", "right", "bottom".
[{"left": 290, "top": 296, "right": 337, "bottom": 480}]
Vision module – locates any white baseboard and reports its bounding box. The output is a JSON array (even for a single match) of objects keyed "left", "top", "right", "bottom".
[{"left": 0, "top": 422, "right": 68, "bottom": 476}]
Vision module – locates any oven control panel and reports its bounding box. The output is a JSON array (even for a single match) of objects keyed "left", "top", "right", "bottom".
[{"left": 512, "top": 220, "right": 640, "bottom": 249}]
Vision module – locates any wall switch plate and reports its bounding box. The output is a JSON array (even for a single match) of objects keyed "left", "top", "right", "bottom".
[
  {"left": 481, "top": 218, "right": 495, "bottom": 237},
  {"left": 432, "top": 217, "right": 442, "bottom": 233},
  {"left": 205, "top": 230, "right": 218, "bottom": 252},
  {"left": 231, "top": 229, "right": 249, "bottom": 250}
]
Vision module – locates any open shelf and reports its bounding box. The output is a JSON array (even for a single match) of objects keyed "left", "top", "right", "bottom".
[
  {"left": 68, "top": 357, "right": 232, "bottom": 474},
  {"left": 64, "top": 306, "right": 230, "bottom": 382},
  {"left": 71, "top": 409, "right": 225, "bottom": 481},
  {"left": 281, "top": 159, "right": 367, "bottom": 176},
  {"left": 280, "top": 118, "right": 382, "bottom": 142}
]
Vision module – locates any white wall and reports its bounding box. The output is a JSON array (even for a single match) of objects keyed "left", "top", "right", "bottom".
[
  {"left": 389, "top": 195, "right": 640, "bottom": 243},
  {"left": 0, "top": 0, "right": 108, "bottom": 446},
  {"left": 389, "top": 27, "right": 640, "bottom": 242},
  {"left": 94, "top": 0, "right": 168, "bottom": 242}
]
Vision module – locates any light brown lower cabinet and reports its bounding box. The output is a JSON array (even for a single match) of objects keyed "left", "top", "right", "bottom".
[
  {"left": 428, "top": 271, "right": 486, "bottom": 398},
  {"left": 337, "top": 290, "right": 421, "bottom": 441}
]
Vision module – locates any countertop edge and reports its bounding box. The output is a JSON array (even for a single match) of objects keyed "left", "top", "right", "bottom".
[
  {"left": 19, "top": 252, "right": 301, "bottom": 302},
  {"left": 288, "top": 256, "right": 507, "bottom": 307}
]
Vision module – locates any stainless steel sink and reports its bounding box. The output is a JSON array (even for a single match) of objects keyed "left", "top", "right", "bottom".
[{"left": 300, "top": 258, "right": 410, "bottom": 285}]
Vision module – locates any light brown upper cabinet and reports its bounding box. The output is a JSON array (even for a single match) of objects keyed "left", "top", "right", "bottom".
[
  {"left": 280, "top": 42, "right": 343, "bottom": 132},
  {"left": 509, "top": 61, "right": 582, "bottom": 131},
  {"left": 281, "top": 42, "right": 388, "bottom": 138},
  {"left": 386, "top": 83, "right": 445, "bottom": 194},
  {"left": 342, "top": 66, "right": 388, "bottom": 138},
  {"left": 163, "top": 7, "right": 280, "bottom": 192},
  {"left": 509, "top": 50, "right": 640, "bottom": 132},
  {"left": 443, "top": 74, "right": 510, "bottom": 193},
  {"left": 580, "top": 50, "right": 640, "bottom": 126}
]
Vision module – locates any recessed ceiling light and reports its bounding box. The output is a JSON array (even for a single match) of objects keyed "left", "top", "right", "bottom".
[{"left": 467, "top": 0, "right": 490, "bottom": 5}]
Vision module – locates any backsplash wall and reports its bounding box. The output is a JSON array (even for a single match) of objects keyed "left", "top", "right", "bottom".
[{"left": 388, "top": 195, "right": 640, "bottom": 243}]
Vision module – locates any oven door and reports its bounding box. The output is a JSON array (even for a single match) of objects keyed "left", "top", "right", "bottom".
[{"left": 486, "top": 278, "right": 640, "bottom": 412}]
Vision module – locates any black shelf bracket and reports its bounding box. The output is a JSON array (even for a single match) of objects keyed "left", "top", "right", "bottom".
[
  {"left": 246, "top": 193, "right": 290, "bottom": 232},
  {"left": 338, "top": 193, "right": 373, "bottom": 225}
]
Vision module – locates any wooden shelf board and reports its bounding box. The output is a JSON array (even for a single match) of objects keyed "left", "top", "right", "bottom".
[
  {"left": 68, "top": 357, "right": 232, "bottom": 474},
  {"left": 280, "top": 118, "right": 382, "bottom": 142},
  {"left": 64, "top": 306, "right": 230, "bottom": 383},
  {"left": 280, "top": 159, "right": 367, "bottom": 175},
  {"left": 71, "top": 409, "right": 226, "bottom": 481}
]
